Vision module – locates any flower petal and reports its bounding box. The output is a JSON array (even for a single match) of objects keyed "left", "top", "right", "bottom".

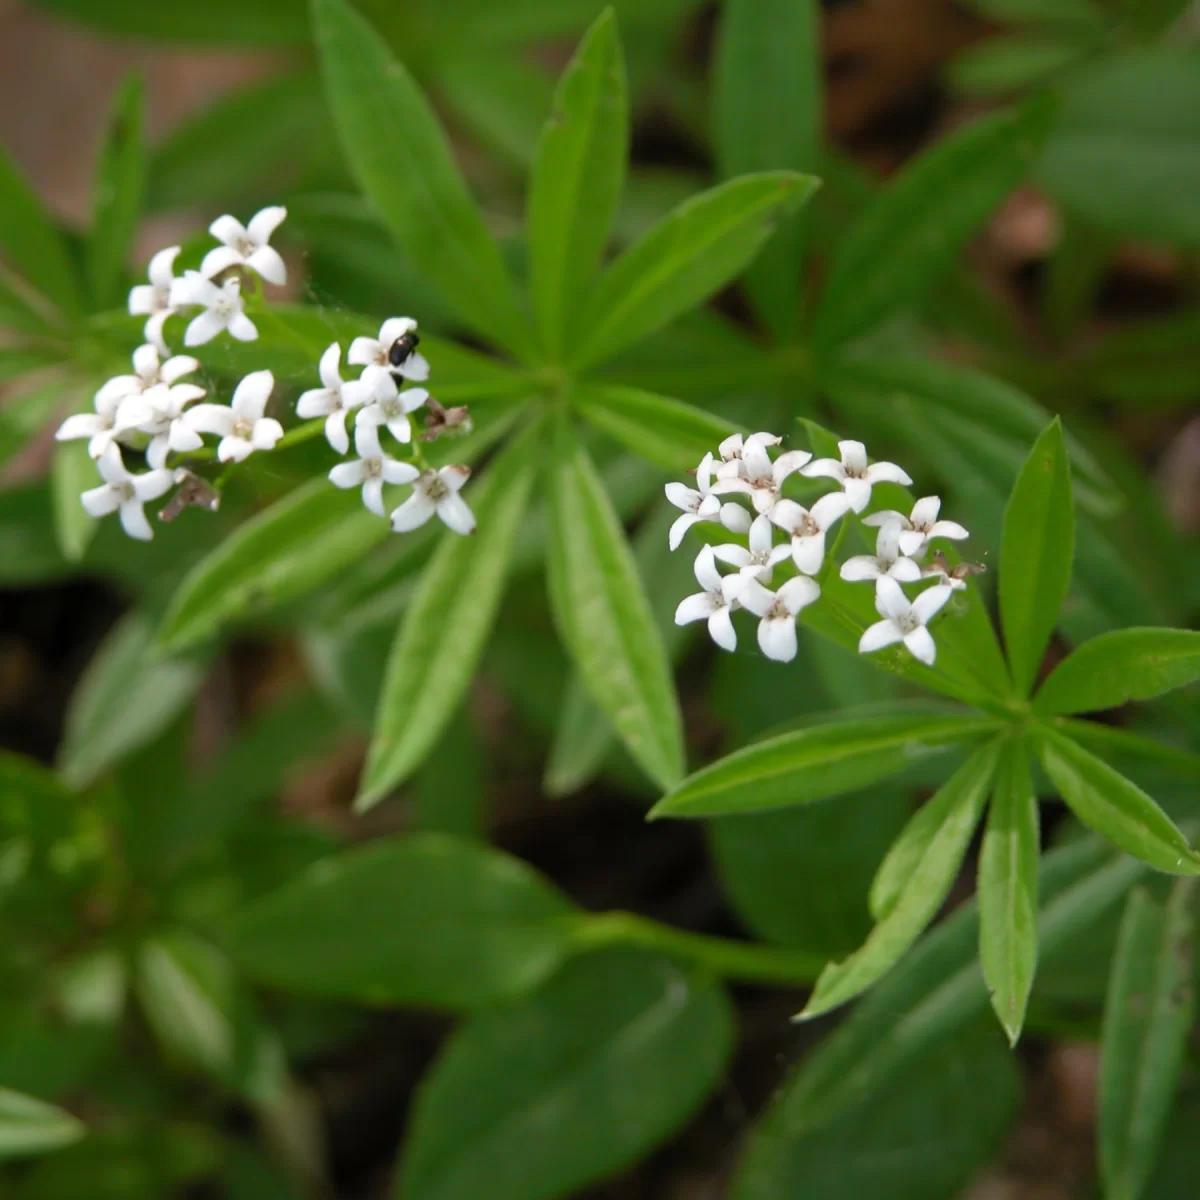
[
  {"left": 183, "top": 404, "right": 235, "bottom": 437},
  {"left": 859, "top": 619, "right": 903, "bottom": 655},
  {"left": 758, "top": 614, "right": 798, "bottom": 663},
  {"left": 246, "top": 245, "right": 288, "bottom": 286},
  {"left": 361, "top": 477, "right": 386, "bottom": 516},
  {"left": 379, "top": 316, "right": 417, "bottom": 345},
  {"left": 144, "top": 310, "right": 173, "bottom": 355},
  {"left": 874, "top": 576, "right": 911, "bottom": 622},
  {"left": 911, "top": 583, "right": 954, "bottom": 626},
  {"left": 232, "top": 370, "right": 274, "bottom": 421},
  {"left": 929, "top": 519, "right": 969, "bottom": 542},
  {"left": 811, "top": 490, "right": 852, "bottom": 530},
  {"left": 118, "top": 499, "right": 153, "bottom": 541},
  {"left": 910, "top": 496, "right": 941, "bottom": 528},
  {"left": 132, "top": 469, "right": 175, "bottom": 502},
  {"left": 81, "top": 484, "right": 119, "bottom": 518},
  {"left": 200, "top": 245, "right": 243, "bottom": 279},
  {"left": 768, "top": 498, "right": 806, "bottom": 536},
  {"left": 800, "top": 457, "right": 844, "bottom": 482},
  {"left": 252, "top": 418, "right": 283, "bottom": 450},
  {"left": 842, "top": 476, "right": 872, "bottom": 513},
  {"left": 227, "top": 311, "right": 258, "bottom": 342},
  {"left": 95, "top": 442, "right": 129, "bottom": 485},
  {"left": 903, "top": 626, "right": 937, "bottom": 665},
  {"left": 330, "top": 460, "right": 368, "bottom": 489},
  {"left": 247, "top": 205, "right": 287, "bottom": 244},
  {"left": 791, "top": 531, "right": 826, "bottom": 576},
  {"left": 719, "top": 502, "right": 753, "bottom": 534},
  {"left": 399, "top": 352, "right": 430, "bottom": 382},
  {"left": 217, "top": 436, "right": 254, "bottom": 463},
  {"left": 708, "top": 606, "right": 737, "bottom": 652},
  {"left": 438, "top": 465, "right": 471, "bottom": 493},
  {"left": 387, "top": 414, "right": 413, "bottom": 444},
  {"left": 297, "top": 387, "right": 336, "bottom": 419},
  {"left": 147, "top": 245, "right": 180, "bottom": 288},
  {"left": 838, "top": 440, "right": 868, "bottom": 473},
  {"left": 772, "top": 449, "right": 812, "bottom": 486},
  {"left": 840, "top": 555, "right": 883, "bottom": 582},
  {"left": 160, "top": 355, "right": 199, "bottom": 385},
  {"left": 184, "top": 310, "right": 225, "bottom": 347},
  {"left": 391, "top": 491, "right": 436, "bottom": 532},
  {"left": 317, "top": 343, "right": 342, "bottom": 391},
  {"left": 324, "top": 409, "right": 350, "bottom": 455},
  {"left": 865, "top": 460, "right": 913, "bottom": 487},
  {"left": 347, "top": 336, "right": 381, "bottom": 367},
  {"left": 777, "top": 574, "right": 820, "bottom": 613},
  {"left": 127, "top": 284, "right": 155, "bottom": 316},
  {"left": 383, "top": 459, "right": 421, "bottom": 485},
  {"left": 56, "top": 413, "right": 104, "bottom": 442},
  {"left": 438, "top": 492, "right": 477, "bottom": 535},
  {"left": 209, "top": 214, "right": 248, "bottom": 246},
  {"left": 747, "top": 513, "right": 775, "bottom": 557},
  {"left": 354, "top": 420, "right": 384, "bottom": 460},
  {"left": 889, "top": 556, "right": 924, "bottom": 583},
  {"left": 862, "top": 509, "right": 908, "bottom": 528},
  {"left": 711, "top": 543, "right": 752, "bottom": 568},
  {"left": 693, "top": 544, "right": 723, "bottom": 593},
  {"left": 95, "top": 375, "right": 140, "bottom": 409},
  {"left": 675, "top": 591, "right": 718, "bottom": 626},
  {"left": 735, "top": 577, "right": 775, "bottom": 618},
  {"left": 668, "top": 511, "right": 698, "bottom": 551}
]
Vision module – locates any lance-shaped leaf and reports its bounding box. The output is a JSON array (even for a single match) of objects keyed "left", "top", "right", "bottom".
[
  {"left": 1036, "top": 725, "right": 1200, "bottom": 874},
  {"left": 978, "top": 737, "right": 1040, "bottom": 1045},
  {"left": 812, "top": 98, "right": 1053, "bottom": 348},
  {"left": 31, "top": 0, "right": 310, "bottom": 43},
  {"left": 228, "top": 834, "right": 578, "bottom": 1010},
  {"left": 546, "top": 421, "right": 684, "bottom": 790},
  {"left": 358, "top": 422, "right": 542, "bottom": 809},
  {"left": 1034, "top": 628, "right": 1200, "bottom": 717},
  {"left": 651, "top": 708, "right": 996, "bottom": 820},
  {"left": 50, "top": 437, "right": 98, "bottom": 564},
  {"left": 312, "top": 0, "right": 535, "bottom": 360},
  {"left": 569, "top": 171, "right": 819, "bottom": 370},
  {"left": 398, "top": 949, "right": 733, "bottom": 1200},
  {"left": 799, "top": 739, "right": 1001, "bottom": 1019},
  {"left": 527, "top": 9, "right": 628, "bottom": 355},
  {"left": 1000, "top": 418, "right": 1074, "bottom": 696},
  {"left": 713, "top": 0, "right": 820, "bottom": 338},
  {"left": 0, "top": 1088, "right": 85, "bottom": 1160},
  {"left": 1100, "top": 881, "right": 1196, "bottom": 1200}
]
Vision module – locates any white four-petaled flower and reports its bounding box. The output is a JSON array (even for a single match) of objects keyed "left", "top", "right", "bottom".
[
  {"left": 95, "top": 343, "right": 200, "bottom": 409},
  {"left": 183, "top": 370, "right": 282, "bottom": 463},
  {"left": 673, "top": 545, "right": 741, "bottom": 652},
  {"left": 391, "top": 465, "right": 475, "bottom": 536},
  {"left": 56, "top": 390, "right": 122, "bottom": 459},
  {"left": 80, "top": 443, "right": 174, "bottom": 541},
  {"left": 170, "top": 272, "right": 258, "bottom": 347},
  {"left": 128, "top": 246, "right": 180, "bottom": 353},
  {"left": 802, "top": 439, "right": 911, "bottom": 513},
  {"left": 297, "top": 343, "right": 371, "bottom": 455},
  {"left": 114, "top": 381, "right": 207, "bottom": 469},
  {"left": 328, "top": 421, "right": 421, "bottom": 517},
  {"left": 770, "top": 492, "right": 852, "bottom": 575},
  {"left": 840, "top": 521, "right": 923, "bottom": 587},
  {"left": 713, "top": 434, "right": 811, "bottom": 514},
  {"left": 864, "top": 495, "right": 969, "bottom": 557},
  {"left": 665, "top": 452, "right": 752, "bottom": 551},
  {"left": 731, "top": 575, "right": 821, "bottom": 663},
  {"left": 859, "top": 577, "right": 954, "bottom": 666},
  {"left": 712, "top": 513, "right": 791, "bottom": 582},
  {"left": 348, "top": 317, "right": 431, "bottom": 384},
  {"left": 200, "top": 207, "right": 288, "bottom": 286},
  {"left": 357, "top": 384, "right": 429, "bottom": 446}
]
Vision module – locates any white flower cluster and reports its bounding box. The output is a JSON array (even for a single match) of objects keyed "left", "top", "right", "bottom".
[{"left": 667, "top": 433, "right": 972, "bottom": 666}]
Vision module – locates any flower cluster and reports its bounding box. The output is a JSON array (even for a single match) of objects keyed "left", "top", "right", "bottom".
[
  {"left": 55, "top": 205, "right": 475, "bottom": 543},
  {"left": 667, "top": 433, "right": 973, "bottom": 666}
]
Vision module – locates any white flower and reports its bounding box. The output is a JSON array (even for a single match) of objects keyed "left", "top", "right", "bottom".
[
  {"left": 391, "top": 465, "right": 475, "bottom": 536},
  {"left": 170, "top": 272, "right": 257, "bottom": 347},
  {"left": 347, "top": 317, "right": 430, "bottom": 383},
  {"left": 712, "top": 436, "right": 812, "bottom": 515},
  {"left": 864, "top": 496, "right": 969, "bottom": 557},
  {"left": 715, "top": 431, "right": 777, "bottom": 477},
  {"left": 711, "top": 513, "right": 790, "bottom": 582},
  {"left": 94, "top": 343, "right": 200, "bottom": 410},
  {"left": 859, "top": 577, "right": 954, "bottom": 666},
  {"left": 56, "top": 391, "right": 123, "bottom": 459},
  {"left": 328, "top": 421, "right": 420, "bottom": 517},
  {"left": 665, "top": 453, "right": 752, "bottom": 551},
  {"left": 183, "top": 370, "right": 282, "bottom": 463},
  {"left": 769, "top": 492, "right": 852, "bottom": 575},
  {"left": 113, "top": 381, "right": 207, "bottom": 469},
  {"left": 200, "top": 206, "right": 288, "bottom": 286},
  {"left": 80, "top": 443, "right": 174, "bottom": 541},
  {"left": 802, "top": 439, "right": 912, "bottom": 513},
  {"left": 128, "top": 246, "right": 180, "bottom": 353},
  {"left": 840, "top": 521, "right": 923, "bottom": 586},
  {"left": 357, "top": 384, "right": 429, "bottom": 447},
  {"left": 729, "top": 575, "right": 821, "bottom": 663},
  {"left": 673, "top": 545, "right": 741, "bottom": 652},
  {"left": 296, "top": 343, "right": 371, "bottom": 455}
]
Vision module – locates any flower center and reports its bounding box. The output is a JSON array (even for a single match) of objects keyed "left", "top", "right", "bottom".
[
  {"left": 214, "top": 294, "right": 236, "bottom": 316},
  {"left": 795, "top": 514, "right": 818, "bottom": 537},
  {"left": 117, "top": 482, "right": 135, "bottom": 503},
  {"left": 768, "top": 600, "right": 789, "bottom": 620},
  {"left": 236, "top": 236, "right": 255, "bottom": 256},
  {"left": 426, "top": 476, "right": 448, "bottom": 503},
  {"left": 381, "top": 396, "right": 403, "bottom": 419},
  {"left": 363, "top": 457, "right": 383, "bottom": 480},
  {"left": 896, "top": 613, "right": 918, "bottom": 634},
  {"left": 232, "top": 418, "right": 253, "bottom": 440}
]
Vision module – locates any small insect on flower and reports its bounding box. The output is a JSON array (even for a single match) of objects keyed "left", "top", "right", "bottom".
[{"left": 388, "top": 328, "right": 421, "bottom": 371}]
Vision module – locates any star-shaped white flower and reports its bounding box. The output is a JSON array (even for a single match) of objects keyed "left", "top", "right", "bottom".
[
  {"left": 94, "top": 343, "right": 201, "bottom": 411},
  {"left": 296, "top": 343, "right": 372, "bottom": 455},
  {"left": 859, "top": 577, "right": 954, "bottom": 666},
  {"left": 840, "top": 521, "right": 923, "bottom": 586},
  {"left": 56, "top": 389, "right": 123, "bottom": 459},
  {"left": 80, "top": 443, "right": 174, "bottom": 541},
  {"left": 183, "top": 370, "right": 282, "bottom": 463},
  {"left": 730, "top": 574, "right": 821, "bottom": 663},
  {"left": 170, "top": 272, "right": 257, "bottom": 347},
  {"left": 864, "top": 496, "right": 969, "bottom": 557},
  {"left": 328, "top": 420, "right": 420, "bottom": 517},
  {"left": 356, "top": 382, "right": 429, "bottom": 446},
  {"left": 391, "top": 465, "right": 475, "bottom": 536},
  {"left": 674, "top": 545, "right": 741, "bottom": 652},
  {"left": 802, "top": 440, "right": 912, "bottom": 513},
  {"left": 711, "top": 513, "right": 791, "bottom": 582},
  {"left": 348, "top": 317, "right": 430, "bottom": 384},
  {"left": 769, "top": 492, "right": 852, "bottom": 575},
  {"left": 200, "top": 206, "right": 288, "bottom": 285},
  {"left": 712, "top": 436, "right": 812, "bottom": 515},
  {"left": 113, "top": 381, "right": 207, "bottom": 469},
  {"left": 128, "top": 245, "right": 180, "bottom": 353},
  {"left": 715, "top": 431, "right": 778, "bottom": 478},
  {"left": 665, "top": 453, "right": 752, "bottom": 551}
]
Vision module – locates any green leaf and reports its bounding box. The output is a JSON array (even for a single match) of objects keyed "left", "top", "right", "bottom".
[
  {"left": 0, "top": 140, "right": 80, "bottom": 317},
  {"left": 1036, "top": 48, "right": 1200, "bottom": 248},
  {"left": 1000, "top": 418, "right": 1074, "bottom": 696},
  {"left": 228, "top": 834, "right": 578, "bottom": 1010},
  {"left": 1100, "top": 882, "right": 1196, "bottom": 1200},
  {"left": 1035, "top": 726, "right": 1200, "bottom": 874},
  {"left": 0, "top": 1087, "right": 85, "bottom": 1160},
  {"left": 527, "top": 9, "right": 628, "bottom": 356},
  {"left": 415, "top": 714, "right": 487, "bottom": 840},
  {"left": 1058, "top": 719, "right": 1200, "bottom": 786},
  {"left": 651, "top": 709, "right": 996, "bottom": 820},
  {"left": 800, "top": 739, "right": 1001, "bottom": 1019},
  {"left": 546, "top": 422, "right": 684, "bottom": 790},
  {"left": 957, "top": 0, "right": 1107, "bottom": 28},
  {"left": 947, "top": 36, "right": 1083, "bottom": 96},
  {"left": 1074, "top": 309, "right": 1200, "bottom": 409},
  {"left": 569, "top": 171, "right": 819, "bottom": 370},
  {"left": 573, "top": 384, "right": 737, "bottom": 473},
  {"left": 358, "top": 422, "right": 541, "bottom": 809},
  {"left": 713, "top": 0, "right": 820, "bottom": 337},
  {"left": 87, "top": 74, "right": 146, "bottom": 310},
  {"left": 30, "top": 0, "right": 310, "bottom": 44},
  {"left": 1034, "top": 628, "right": 1200, "bottom": 717},
  {"left": 0, "top": 384, "right": 62, "bottom": 472},
  {"left": 812, "top": 99, "right": 1052, "bottom": 348},
  {"left": 978, "top": 738, "right": 1039, "bottom": 1045},
  {"left": 157, "top": 479, "right": 390, "bottom": 653},
  {"left": 50, "top": 438, "right": 98, "bottom": 564},
  {"left": 312, "top": 0, "right": 534, "bottom": 359},
  {"left": 58, "top": 611, "right": 204, "bottom": 789},
  {"left": 398, "top": 949, "right": 733, "bottom": 1200}
]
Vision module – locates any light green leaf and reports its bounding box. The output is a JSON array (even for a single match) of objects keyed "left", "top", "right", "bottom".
[
  {"left": 228, "top": 834, "right": 578, "bottom": 1010},
  {"left": 0, "top": 384, "right": 63, "bottom": 472},
  {"left": 527, "top": 9, "right": 628, "bottom": 355},
  {"left": 978, "top": 737, "right": 1039, "bottom": 1045},
  {"left": 1034, "top": 628, "right": 1200, "bottom": 717},
  {"left": 30, "top": 0, "right": 310, "bottom": 44},
  {"left": 546, "top": 421, "right": 684, "bottom": 790},
  {"left": 713, "top": 0, "right": 820, "bottom": 337},
  {"left": 651, "top": 709, "right": 996, "bottom": 820},
  {"left": 1000, "top": 418, "right": 1074, "bottom": 696},
  {"left": 1057, "top": 719, "right": 1200, "bottom": 786},
  {"left": 1100, "top": 881, "right": 1196, "bottom": 1200},
  {"left": 87, "top": 74, "right": 146, "bottom": 310},
  {"left": 0, "top": 1087, "right": 85, "bottom": 1161},
  {"left": 358, "top": 422, "right": 541, "bottom": 809},
  {"left": 800, "top": 739, "right": 1001, "bottom": 1019},
  {"left": 157, "top": 479, "right": 390, "bottom": 653},
  {"left": 1035, "top": 726, "right": 1200, "bottom": 874},
  {"left": 50, "top": 437, "right": 98, "bottom": 564},
  {"left": 570, "top": 171, "right": 819, "bottom": 370},
  {"left": 573, "top": 384, "right": 737, "bottom": 473},
  {"left": 58, "top": 610, "right": 204, "bottom": 789},
  {"left": 947, "top": 36, "right": 1083, "bottom": 96},
  {"left": 398, "top": 949, "right": 733, "bottom": 1200},
  {"left": 812, "top": 99, "right": 1052, "bottom": 348},
  {"left": 312, "top": 0, "right": 534, "bottom": 359}
]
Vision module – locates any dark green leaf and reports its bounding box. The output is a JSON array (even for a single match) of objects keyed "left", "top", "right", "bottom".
[
  {"left": 947, "top": 36, "right": 1083, "bottom": 96},
  {"left": 415, "top": 713, "right": 487, "bottom": 840},
  {"left": 0, "top": 1087, "right": 85, "bottom": 1160},
  {"left": 1073, "top": 309, "right": 1200, "bottom": 409},
  {"left": 957, "top": 0, "right": 1107, "bottom": 27},
  {"left": 398, "top": 949, "right": 732, "bottom": 1200},
  {"left": 30, "top": 0, "right": 310, "bottom": 44}
]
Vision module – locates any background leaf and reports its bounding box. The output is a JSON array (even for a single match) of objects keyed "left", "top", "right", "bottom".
[
  {"left": 0, "top": 1088, "right": 85, "bottom": 1161},
  {"left": 50, "top": 438, "right": 98, "bottom": 565},
  {"left": 30, "top": 0, "right": 310, "bottom": 44}
]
